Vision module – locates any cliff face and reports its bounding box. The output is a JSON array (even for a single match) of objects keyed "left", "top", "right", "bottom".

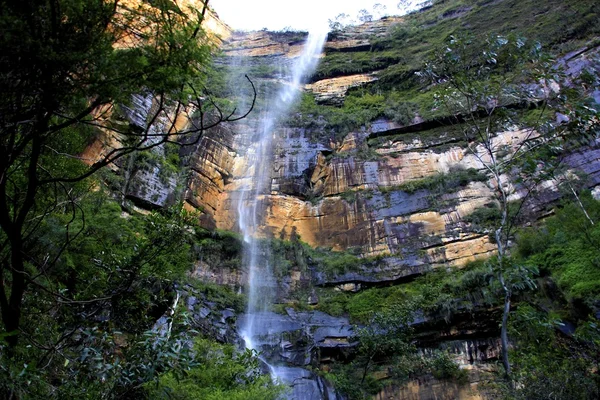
[
  {"left": 84, "top": 3, "right": 600, "bottom": 397},
  {"left": 80, "top": 0, "right": 232, "bottom": 210},
  {"left": 178, "top": 26, "right": 600, "bottom": 398},
  {"left": 88, "top": 1, "right": 600, "bottom": 289},
  {"left": 86, "top": 6, "right": 599, "bottom": 271},
  {"left": 183, "top": 26, "right": 600, "bottom": 285}
]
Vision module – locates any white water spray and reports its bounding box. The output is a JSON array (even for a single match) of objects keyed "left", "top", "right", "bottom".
[{"left": 235, "top": 28, "right": 327, "bottom": 384}]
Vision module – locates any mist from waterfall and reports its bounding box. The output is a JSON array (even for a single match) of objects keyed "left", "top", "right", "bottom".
[{"left": 235, "top": 28, "right": 327, "bottom": 386}]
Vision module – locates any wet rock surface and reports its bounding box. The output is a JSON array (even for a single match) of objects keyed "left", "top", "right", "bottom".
[
  {"left": 179, "top": 284, "right": 240, "bottom": 344},
  {"left": 270, "top": 366, "right": 340, "bottom": 400},
  {"left": 237, "top": 310, "right": 353, "bottom": 399},
  {"left": 184, "top": 297, "right": 352, "bottom": 400},
  {"left": 237, "top": 310, "right": 355, "bottom": 362}
]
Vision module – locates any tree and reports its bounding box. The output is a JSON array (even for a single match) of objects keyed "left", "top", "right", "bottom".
[
  {"left": 372, "top": 3, "right": 387, "bottom": 20},
  {"left": 354, "top": 301, "right": 417, "bottom": 384},
  {"left": 328, "top": 13, "right": 354, "bottom": 31},
  {"left": 326, "top": 299, "right": 421, "bottom": 399},
  {"left": 0, "top": 196, "right": 202, "bottom": 398},
  {"left": 148, "top": 338, "right": 282, "bottom": 400},
  {"left": 422, "top": 33, "right": 596, "bottom": 381},
  {"left": 357, "top": 9, "right": 373, "bottom": 23},
  {"left": 0, "top": 0, "right": 254, "bottom": 349}
]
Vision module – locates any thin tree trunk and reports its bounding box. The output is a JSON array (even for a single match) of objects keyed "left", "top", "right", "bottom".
[
  {"left": 1, "top": 118, "right": 46, "bottom": 348},
  {"left": 500, "top": 283, "right": 512, "bottom": 380},
  {"left": 201, "top": 0, "right": 209, "bottom": 19},
  {"left": 361, "top": 355, "right": 374, "bottom": 384},
  {"left": 121, "top": 153, "right": 137, "bottom": 207},
  {"left": 568, "top": 182, "right": 594, "bottom": 226},
  {"left": 495, "top": 177, "right": 513, "bottom": 383}
]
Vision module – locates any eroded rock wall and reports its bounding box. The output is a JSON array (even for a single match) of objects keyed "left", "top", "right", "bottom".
[{"left": 184, "top": 25, "right": 600, "bottom": 281}]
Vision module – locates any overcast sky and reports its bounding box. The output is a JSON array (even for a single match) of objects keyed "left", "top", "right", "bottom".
[{"left": 210, "top": 0, "right": 422, "bottom": 31}]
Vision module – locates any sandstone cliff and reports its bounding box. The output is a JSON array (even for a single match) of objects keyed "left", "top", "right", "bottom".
[
  {"left": 83, "top": 3, "right": 600, "bottom": 397},
  {"left": 183, "top": 26, "right": 600, "bottom": 281},
  {"left": 176, "top": 20, "right": 600, "bottom": 397}
]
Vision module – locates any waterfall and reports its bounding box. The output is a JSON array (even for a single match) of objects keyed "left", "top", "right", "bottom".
[{"left": 235, "top": 28, "right": 327, "bottom": 396}]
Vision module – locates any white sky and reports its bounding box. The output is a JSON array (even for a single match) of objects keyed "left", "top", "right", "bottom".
[{"left": 210, "top": 0, "right": 422, "bottom": 31}]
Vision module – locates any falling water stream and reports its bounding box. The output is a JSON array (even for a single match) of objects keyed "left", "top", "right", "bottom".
[{"left": 235, "top": 29, "right": 328, "bottom": 398}]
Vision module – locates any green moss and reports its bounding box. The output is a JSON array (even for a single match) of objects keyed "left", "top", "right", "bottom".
[
  {"left": 316, "top": 259, "right": 494, "bottom": 324},
  {"left": 339, "top": 190, "right": 358, "bottom": 204},
  {"left": 313, "top": 51, "right": 404, "bottom": 80},
  {"left": 387, "top": 167, "right": 488, "bottom": 194},
  {"left": 301, "top": 0, "right": 599, "bottom": 137},
  {"left": 290, "top": 91, "right": 387, "bottom": 140}
]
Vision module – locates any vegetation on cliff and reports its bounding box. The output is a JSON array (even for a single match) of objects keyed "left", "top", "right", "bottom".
[
  {"left": 147, "top": 339, "right": 282, "bottom": 400},
  {"left": 314, "top": 193, "right": 600, "bottom": 399},
  {"left": 293, "top": 0, "right": 599, "bottom": 139},
  {"left": 1, "top": 0, "right": 599, "bottom": 399},
  {"left": 283, "top": 0, "right": 600, "bottom": 396}
]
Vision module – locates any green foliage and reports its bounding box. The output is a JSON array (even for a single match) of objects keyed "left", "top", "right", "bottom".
[
  {"left": 317, "top": 0, "right": 599, "bottom": 83},
  {"left": 0, "top": 0, "right": 227, "bottom": 361},
  {"left": 289, "top": 91, "right": 387, "bottom": 139},
  {"left": 299, "top": 0, "right": 600, "bottom": 139},
  {"left": 0, "top": 188, "right": 211, "bottom": 397},
  {"left": 429, "top": 350, "right": 468, "bottom": 382},
  {"left": 317, "top": 260, "right": 497, "bottom": 324},
  {"left": 392, "top": 167, "right": 488, "bottom": 194},
  {"left": 36, "top": 193, "right": 196, "bottom": 330},
  {"left": 269, "top": 29, "right": 308, "bottom": 44},
  {"left": 472, "top": 195, "right": 600, "bottom": 398},
  {"left": 311, "top": 248, "right": 363, "bottom": 277},
  {"left": 317, "top": 197, "right": 599, "bottom": 396},
  {"left": 383, "top": 94, "right": 419, "bottom": 125},
  {"left": 313, "top": 51, "right": 404, "bottom": 81},
  {"left": 164, "top": 143, "right": 182, "bottom": 171},
  {"left": 326, "top": 298, "right": 466, "bottom": 399},
  {"left": 185, "top": 280, "right": 246, "bottom": 314},
  {"left": 195, "top": 229, "right": 243, "bottom": 270},
  {"left": 339, "top": 190, "right": 358, "bottom": 204},
  {"left": 0, "top": 301, "right": 199, "bottom": 399},
  {"left": 493, "top": 304, "right": 600, "bottom": 399},
  {"left": 463, "top": 203, "right": 502, "bottom": 231},
  {"left": 259, "top": 236, "right": 369, "bottom": 279},
  {"left": 148, "top": 338, "right": 282, "bottom": 400},
  {"left": 515, "top": 192, "right": 600, "bottom": 306},
  {"left": 327, "top": 299, "right": 421, "bottom": 399}
]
